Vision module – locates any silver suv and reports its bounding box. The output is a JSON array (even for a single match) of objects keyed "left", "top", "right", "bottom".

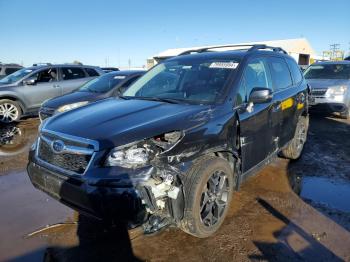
[
  {"left": 305, "top": 61, "right": 350, "bottom": 119},
  {"left": 0, "top": 64, "right": 104, "bottom": 123}
]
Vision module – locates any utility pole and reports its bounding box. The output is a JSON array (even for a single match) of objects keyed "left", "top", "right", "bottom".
[{"left": 330, "top": 44, "right": 340, "bottom": 60}]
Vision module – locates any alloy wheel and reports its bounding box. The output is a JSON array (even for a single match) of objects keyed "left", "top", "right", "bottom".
[
  {"left": 296, "top": 121, "right": 307, "bottom": 153},
  {"left": 0, "top": 103, "right": 19, "bottom": 123},
  {"left": 200, "top": 170, "right": 229, "bottom": 227}
]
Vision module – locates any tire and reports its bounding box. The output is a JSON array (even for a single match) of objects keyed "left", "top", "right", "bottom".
[
  {"left": 280, "top": 115, "right": 309, "bottom": 160},
  {"left": 339, "top": 108, "right": 350, "bottom": 119},
  {"left": 180, "top": 156, "right": 236, "bottom": 238},
  {"left": 0, "top": 99, "right": 22, "bottom": 123}
]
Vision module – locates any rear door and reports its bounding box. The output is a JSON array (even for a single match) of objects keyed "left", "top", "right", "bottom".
[
  {"left": 22, "top": 67, "right": 61, "bottom": 109},
  {"left": 58, "top": 67, "right": 92, "bottom": 94},
  {"left": 268, "top": 57, "right": 302, "bottom": 147},
  {"left": 237, "top": 57, "right": 278, "bottom": 173}
]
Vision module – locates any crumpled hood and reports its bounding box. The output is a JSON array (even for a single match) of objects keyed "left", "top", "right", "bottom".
[
  {"left": 44, "top": 98, "right": 212, "bottom": 149},
  {"left": 306, "top": 79, "right": 350, "bottom": 89},
  {"left": 44, "top": 91, "right": 107, "bottom": 109}
]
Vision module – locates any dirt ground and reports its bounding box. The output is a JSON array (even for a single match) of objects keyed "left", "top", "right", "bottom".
[{"left": 0, "top": 113, "right": 349, "bottom": 262}]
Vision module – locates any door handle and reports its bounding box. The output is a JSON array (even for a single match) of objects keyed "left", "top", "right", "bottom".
[{"left": 53, "top": 84, "right": 60, "bottom": 88}]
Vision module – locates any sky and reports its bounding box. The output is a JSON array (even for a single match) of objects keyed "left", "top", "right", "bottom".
[{"left": 0, "top": 0, "right": 349, "bottom": 67}]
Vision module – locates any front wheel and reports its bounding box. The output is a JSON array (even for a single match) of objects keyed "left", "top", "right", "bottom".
[
  {"left": 180, "top": 156, "right": 236, "bottom": 238},
  {"left": 0, "top": 99, "right": 22, "bottom": 123},
  {"left": 280, "top": 115, "right": 309, "bottom": 160}
]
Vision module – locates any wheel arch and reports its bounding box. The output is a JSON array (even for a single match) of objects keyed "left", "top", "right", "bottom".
[{"left": 0, "top": 95, "right": 26, "bottom": 113}]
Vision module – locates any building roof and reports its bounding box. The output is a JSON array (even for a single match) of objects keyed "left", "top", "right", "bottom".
[{"left": 154, "top": 38, "right": 316, "bottom": 59}]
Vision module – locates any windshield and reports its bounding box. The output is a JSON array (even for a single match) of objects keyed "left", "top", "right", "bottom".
[
  {"left": 78, "top": 73, "right": 126, "bottom": 93},
  {"left": 122, "top": 59, "right": 239, "bottom": 104},
  {"left": 0, "top": 68, "right": 33, "bottom": 84},
  {"left": 304, "top": 64, "right": 350, "bottom": 80}
]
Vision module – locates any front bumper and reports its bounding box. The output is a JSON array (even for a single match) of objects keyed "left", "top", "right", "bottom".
[
  {"left": 309, "top": 96, "right": 348, "bottom": 113},
  {"left": 27, "top": 154, "right": 147, "bottom": 223}
]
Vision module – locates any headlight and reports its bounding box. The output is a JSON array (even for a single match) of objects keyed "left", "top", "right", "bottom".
[
  {"left": 326, "top": 86, "right": 347, "bottom": 96},
  {"left": 105, "top": 131, "right": 183, "bottom": 168},
  {"left": 105, "top": 142, "right": 152, "bottom": 168},
  {"left": 56, "top": 101, "right": 89, "bottom": 113}
]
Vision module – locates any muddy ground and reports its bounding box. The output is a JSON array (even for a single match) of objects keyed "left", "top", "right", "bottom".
[{"left": 0, "top": 114, "right": 349, "bottom": 262}]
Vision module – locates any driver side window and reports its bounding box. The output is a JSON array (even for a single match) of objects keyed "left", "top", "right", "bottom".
[
  {"left": 242, "top": 58, "right": 271, "bottom": 100},
  {"left": 31, "top": 68, "right": 58, "bottom": 84}
]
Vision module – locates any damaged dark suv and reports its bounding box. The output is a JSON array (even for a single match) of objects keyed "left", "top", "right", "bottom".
[{"left": 27, "top": 45, "right": 309, "bottom": 238}]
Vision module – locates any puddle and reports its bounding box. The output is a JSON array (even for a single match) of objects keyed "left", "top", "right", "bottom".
[
  {"left": 0, "top": 119, "right": 39, "bottom": 173},
  {"left": 300, "top": 176, "right": 350, "bottom": 213}
]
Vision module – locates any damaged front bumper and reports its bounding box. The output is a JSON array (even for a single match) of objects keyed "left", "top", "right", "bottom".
[{"left": 27, "top": 148, "right": 187, "bottom": 232}]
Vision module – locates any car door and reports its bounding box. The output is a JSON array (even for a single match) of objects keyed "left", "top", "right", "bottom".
[
  {"left": 268, "top": 57, "right": 300, "bottom": 147},
  {"left": 236, "top": 57, "right": 279, "bottom": 173},
  {"left": 22, "top": 67, "right": 61, "bottom": 109},
  {"left": 58, "top": 67, "right": 92, "bottom": 95}
]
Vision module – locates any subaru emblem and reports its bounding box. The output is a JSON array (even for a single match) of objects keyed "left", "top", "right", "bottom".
[{"left": 51, "top": 140, "right": 65, "bottom": 153}]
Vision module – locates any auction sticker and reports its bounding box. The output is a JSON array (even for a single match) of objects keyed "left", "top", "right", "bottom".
[{"left": 209, "top": 62, "right": 239, "bottom": 69}]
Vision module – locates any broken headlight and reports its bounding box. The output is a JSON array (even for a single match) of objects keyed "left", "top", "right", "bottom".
[
  {"left": 105, "top": 142, "right": 152, "bottom": 168},
  {"left": 104, "top": 131, "right": 183, "bottom": 168}
]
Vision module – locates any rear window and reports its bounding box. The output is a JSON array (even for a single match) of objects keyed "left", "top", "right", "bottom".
[
  {"left": 84, "top": 68, "right": 99, "bottom": 77},
  {"left": 5, "top": 68, "right": 20, "bottom": 75},
  {"left": 61, "top": 67, "right": 86, "bottom": 80},
  {"left": 269, "top": 57, "right": 293, "bottom": 91},
  {"left": 304, "top": 64, "right": 350, "bottom": 80}
]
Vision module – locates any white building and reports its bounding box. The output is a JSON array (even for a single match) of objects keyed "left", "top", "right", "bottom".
[{"left": 148, "top": 38, "right": 316, "bottom": 68}]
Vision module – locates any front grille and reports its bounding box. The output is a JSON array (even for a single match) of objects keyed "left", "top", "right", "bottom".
[
  {"left": 311, "top": 89, "right": 327, "bottom": 97},
  {"left": 37, "top": 135, "right": 93, "bottom": 174}
]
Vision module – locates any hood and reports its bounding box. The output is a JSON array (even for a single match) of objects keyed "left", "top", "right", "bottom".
[
  {"left": 44, "top": 91, "right": 107, "bottom": 109},
  {"left": 44, "top": 98, "right": 212, "bottom": 149},
  {"left": 0, "top": 82, "right": 17, "bottom": 88},
  {"left": 306, "top": 79, "right": 350, "bottom": 89}
]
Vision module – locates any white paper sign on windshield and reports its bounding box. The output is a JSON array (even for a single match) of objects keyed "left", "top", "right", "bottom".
[{"left": 209, "top": 62, "right": 239, "bottom": 69}]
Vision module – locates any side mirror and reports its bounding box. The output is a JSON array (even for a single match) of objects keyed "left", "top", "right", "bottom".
[
  {"left": 249, "top": 87, "right": 272, "bottom": 104},
  {"left": 23, "top": 77, "right": 36, "bottom": 85}
]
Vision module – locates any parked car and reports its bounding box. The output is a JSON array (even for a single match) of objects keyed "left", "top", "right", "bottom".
[
  {"left": 39, "top": 70, "right": 145, "bottom": 120},
  {"left": 27, "top": 44, "right": 309, "bottom": 238},
  {"left": 304, "top": 61, "right": 350, "bottom": 119},
  {"left": 0, "top": 64, "right": 104, "bottom": 123},
  {"left": 101, "top": 67, "right": 119, "bottom": 73},
  {"left": 0, "top": 63, "right": 23, "bottom": 79}
]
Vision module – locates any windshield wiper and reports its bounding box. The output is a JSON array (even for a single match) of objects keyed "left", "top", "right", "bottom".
[{"left": 134, "top": 96, "right": 181, "bottom": 104}]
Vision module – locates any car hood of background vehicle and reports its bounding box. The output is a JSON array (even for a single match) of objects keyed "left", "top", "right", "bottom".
[
  {"left": 306, "top": 79, "right": 350, "bottom": 89},
  {"left": 44, "top": 91, "right": 107, "bottom": 109},
  {"left": 0, "top": 83, "right": 17, "bottom": 88},
  {"left": 44, "top": 98, "right": 212, "bottom": 149}
]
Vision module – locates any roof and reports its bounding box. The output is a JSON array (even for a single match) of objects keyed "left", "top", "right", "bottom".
[
  {"left": 154, "top": 38, "right": 315, "bottom": 59},
  {"left": 312, "top": 60, "right": 350, "bottom": 65},
  {"left": 107, "top": 70, "right": 146, "bottom": 76},
  {"left": 166, "top": 50, "right": 253, "bottom": 62},
  {"left": 26, "top": 64, "right": 100, "bottom": 70}
]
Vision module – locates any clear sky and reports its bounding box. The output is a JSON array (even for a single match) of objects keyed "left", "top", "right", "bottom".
[{"left": 0, "top": 0, "right": 349, "bottom": 67}]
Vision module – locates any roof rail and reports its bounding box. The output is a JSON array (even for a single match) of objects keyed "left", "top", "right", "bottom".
[{"left": 177, "top": 44, "right": 287, "bottom": 56}]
